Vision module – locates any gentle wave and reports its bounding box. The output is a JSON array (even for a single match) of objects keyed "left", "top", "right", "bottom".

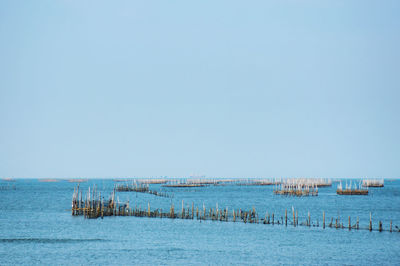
[{"left": 0, "top": 238, "right": 106, "bottom": 243}]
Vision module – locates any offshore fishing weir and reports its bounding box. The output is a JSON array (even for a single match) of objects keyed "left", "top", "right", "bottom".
[{"left": 71, "top": 178, "right": 399, "bottom": 234}]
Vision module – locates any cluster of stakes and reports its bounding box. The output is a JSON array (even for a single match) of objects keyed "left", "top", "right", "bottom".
[{"left": 71, "top": 185, "right": 399, "bottom": 233}]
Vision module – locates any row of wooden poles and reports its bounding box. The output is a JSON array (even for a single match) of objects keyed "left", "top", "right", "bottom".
[
  {"left": 71, "top": 186, "right": 398, "bottom": 233},
  {"left": 115, "top": 183, "right": 172, "bottom": 198},
  {"left": 273, "top": 184, "right": 318, "bottom": 196}
]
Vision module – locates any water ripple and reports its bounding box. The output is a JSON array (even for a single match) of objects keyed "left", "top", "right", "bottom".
[{"left": 0, "top": 238, "right": 106, "bottom": 243}]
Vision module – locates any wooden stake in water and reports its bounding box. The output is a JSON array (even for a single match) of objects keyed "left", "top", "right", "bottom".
[
  {"left": 379, "top": 221, "right": 382, "bottom": 232},
  {"left": 369, "top": 212, "right": 372, "bottom": 231},
  {"left": 285, "top": 209, "right": 287, "bottom": 226},
  {"left": 390, "top": 220, "right": 392, "bottom": 232},
  {"left": 293, "top": 207, "right": 296, "bottom": 227},
  {"left": 182, "top": 200, "right": 184, "bottom": 219},
  {"left": 348, "top": 216, "right": 351, "bottom": 231},
  {"left": 357, "top": 216, "right": 359, "bottom": 230},
  {"left": 170, "top": 204, "right": 174, "bottom": 218},
  {"left": 323, "top": 211, "right": 325, "bottom": 229}
]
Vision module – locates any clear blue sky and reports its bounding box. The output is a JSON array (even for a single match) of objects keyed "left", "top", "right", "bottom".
[{"left": 0, "top": 0, "right": 399, "bottom": 178}]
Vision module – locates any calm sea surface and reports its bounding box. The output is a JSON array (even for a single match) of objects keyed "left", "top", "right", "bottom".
[{"left": 1, "top": 179, "right": 400, "bottom": 265}]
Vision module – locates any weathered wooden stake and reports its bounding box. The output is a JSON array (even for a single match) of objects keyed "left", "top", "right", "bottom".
[
  {"left": 285, "top": 209, "right": 287, "bottom": 226},
  {"left": 323, "top": 211, "right": 325, "bottom": 229},
  {"left": 390, "top": 220, "right": 392, "bottom": 232},
  {"left": 348, "top": 216, "right": 351, "bottom": 231},
  {"left": 369, "top": 212, "right": 372, "bottom": 231},
  {"left": 182, "top": 200, "right": 184, "bottom": 219},
  {"left": 293, "top": 208, "right": 296, "bottom": 227},
  {"left": 379, "top": 221, "right": 382, "bottom": 232}
]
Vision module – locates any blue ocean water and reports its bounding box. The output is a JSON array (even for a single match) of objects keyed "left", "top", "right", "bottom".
[{"left": 0, "top": 179, "right": 399, "bottom": 265}]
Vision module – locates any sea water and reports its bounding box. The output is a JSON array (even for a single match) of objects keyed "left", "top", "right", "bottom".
[{"left": 1, "top": 179, "right": 400, "bottom": 265}]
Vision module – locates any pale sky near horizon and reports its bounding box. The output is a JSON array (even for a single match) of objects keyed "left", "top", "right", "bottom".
[{"left": 0, "top": 0, "right": 399, "bottom": 179}]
